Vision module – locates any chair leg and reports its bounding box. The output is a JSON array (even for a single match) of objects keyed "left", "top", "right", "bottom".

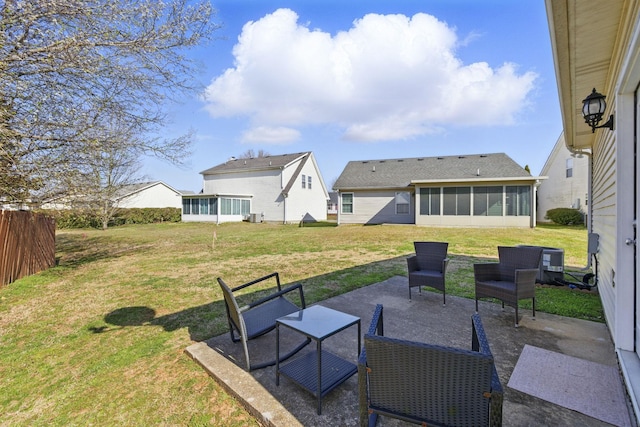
[
  {"left": 241, "top": 336, "right": 251, "bottom": 371},
  {"left": 532, "top": 297, "right": 536, "bottom": 319},
  {"left": 475, "top": 297, "right": 479, "bottom": 313},
  {"left": 408, "top": 285, "right": 412, "bottom": 300},
  {"left": 442, "top": 289, "right": 446, "bottom": 306},
  {"left": 514, "top": 304, "right": 519, "bottom": 328}
]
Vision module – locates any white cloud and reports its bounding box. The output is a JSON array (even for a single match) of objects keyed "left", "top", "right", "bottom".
[{"left": 203, "top": 8, "right": 537, "bottom": 143}]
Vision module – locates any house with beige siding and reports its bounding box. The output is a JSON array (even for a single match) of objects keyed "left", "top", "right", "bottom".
[
  {"left": 182, "top": 152, "right": 329, "bottom": 224},
  {"left": 536, "top": 132, "right": 589, "bottom": 222},
  {"left": 546, "top": 0, "right": 640, "bottom": 419},
  {"left": 333, "top": 153, "right": 543, "bottom": 227}
]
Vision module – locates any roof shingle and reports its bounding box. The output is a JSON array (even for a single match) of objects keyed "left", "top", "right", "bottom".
[
  {"left": 333, "top": 153, "right": 532, "bottom": 189},
  {"left": 200, "top": 152, "right": 310, "bottom": 175}
]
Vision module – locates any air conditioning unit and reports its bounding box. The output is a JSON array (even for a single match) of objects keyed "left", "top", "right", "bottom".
[
  {"left": 518, "top": 245, "right": 564, "bottom": 284},
  {"left": 249, "top": 213, "right": 260, "bottom": 223}
]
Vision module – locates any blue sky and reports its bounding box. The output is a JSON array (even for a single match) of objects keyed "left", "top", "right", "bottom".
[{"left": 146, "top": 0, "right": 562, "bottom": 192}]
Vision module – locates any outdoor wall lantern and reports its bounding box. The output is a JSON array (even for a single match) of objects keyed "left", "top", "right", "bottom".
[{"left": 582, "top": 88, "right": 614, "bottom": 133}]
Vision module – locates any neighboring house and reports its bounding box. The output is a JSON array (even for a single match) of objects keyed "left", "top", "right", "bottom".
[
  {"left": 40, "top": 180, "right": 183, "bottom": 209},
  {"left": 115, "top": 181, "right": 183, "bottom": 209},
  {"left": 536, "top": 132, "right": 589, "bottom": 222},
  {"left": 333, "top": 153, "right": 544, "bottom": 227},
  {"left": 327, "top": 192, "right": 338, "bottom": 215},
  {"left": 546, "top": 0, "right": 640, "bottom": 418},
  {"left": 182, "top": 152, "right": 329, "bottom": 224}
]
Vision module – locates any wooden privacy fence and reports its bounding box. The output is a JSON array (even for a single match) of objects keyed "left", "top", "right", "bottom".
[{"left": 0, "top": 210, "right": 56, "bottom": 287}]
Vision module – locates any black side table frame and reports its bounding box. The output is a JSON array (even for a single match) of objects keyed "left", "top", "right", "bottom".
[{"left": 276, "top": 305, "right": 361, "bottom": 415}]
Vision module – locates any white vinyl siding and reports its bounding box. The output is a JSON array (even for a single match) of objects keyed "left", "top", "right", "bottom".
[{"left": 592, "top": 131, "right": 617, "bottom": 334}]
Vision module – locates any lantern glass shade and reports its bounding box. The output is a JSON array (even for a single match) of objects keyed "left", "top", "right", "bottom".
[{"left": 582, "top": 88, "right": 606, "bottom": 127}]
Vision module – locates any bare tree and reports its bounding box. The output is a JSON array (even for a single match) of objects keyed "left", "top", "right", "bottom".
[
  {"left": 0, "top": 0, "right": 219, "bottom": 205},
  {"left": 238, "top": 149, "right": 271, "bottom": 159}
]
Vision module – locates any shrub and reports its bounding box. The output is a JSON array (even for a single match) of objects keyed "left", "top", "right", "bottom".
[
  {"left": 114, "top": 208, "right": 181, "bottom": 225},
  {"left": 38, "top": 208, "right": 181, "bottom": 229},
  {"left": 545, "top": 208, "right": 584, "bottom": 225}
]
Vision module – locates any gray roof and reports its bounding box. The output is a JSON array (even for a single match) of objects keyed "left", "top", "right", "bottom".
[
  {"left": 115, "top": 181, "right": 182, "bottom": 199},
  {"left": 333, "top": 153, "right": 533, "bottom": 190},
  {"left": 200, "top": 152, "right": 311, "bottom": 175}
]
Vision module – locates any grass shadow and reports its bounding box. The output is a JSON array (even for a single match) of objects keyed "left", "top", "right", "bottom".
[{"left": 92, "top": 252, "right": 603, "bottom": 342}]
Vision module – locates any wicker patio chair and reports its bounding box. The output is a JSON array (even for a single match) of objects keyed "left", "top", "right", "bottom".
[
  {"left": 217, "top": 272, "right": 310, "bottom": 371},
  {"left": 406, "top": 241, "right": 449, "bottom": 304},
  {"left": 358, "top": 304, "right": 503, "bottom": 427},
  {"left": 474, "top": 246, "right": 543, "bottom": 327}
]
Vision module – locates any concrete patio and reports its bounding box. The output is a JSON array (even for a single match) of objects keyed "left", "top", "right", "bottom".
[{"left": 187, "top": 276, "right": 635, "bottom": 426}]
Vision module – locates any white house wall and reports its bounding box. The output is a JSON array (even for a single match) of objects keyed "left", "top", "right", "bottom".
[
  {"left": 118, "top": 183, "right": 182, "bottom": 208},
  {"left": 204, "top": 169, "right": 284, "bottom": 221},
  {"left": 284, "top": 158, "right": 328, "bottom": 222},
  {"left": 591, "top": 130, "right": 618, "bottom": 333},
  {"left": 202, "top": 154, "right": 328, "bottom": 223},
  {"left": 537, "top": 134, "right": 589, "bottom": 222}
]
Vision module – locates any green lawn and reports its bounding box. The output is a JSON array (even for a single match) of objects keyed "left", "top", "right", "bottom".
[{"left": 0, "top": 222, "right": 602, "bottom": 425}]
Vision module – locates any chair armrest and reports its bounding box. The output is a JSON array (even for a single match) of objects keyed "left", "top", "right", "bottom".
[
  {"left": 474, "top": 263, "right": 500, "bottom": 281},
  {"left": 489, "top": 366, "right": 504, "bottom": 427},
  {"left": 368, "top": 304, "right": 383, "bottom": 335},
  {"left": 514, "top": 268, "right": 538, "bottom": 285},
  {"left": 232, "top": 272, "right": 282, "bottom": 292},
  {"left": 471, "top": 313, "right": 492, "bottom": 355},
  {"left": 358, "top": 304, "right": 383, "bottom": 367},
  {"left": 359, "top": 304, "right": 383, "bottom": 427},
  {"left": 472, "top": 313, "right": 503, "bottom": 426},
  {"left": 358, "top": 349, "right": 369, "bottom": 427},
  {"left": 407, "top": 255, "right": 418, "bottom": 273},
  {"left": 243, "top": 283, "right": 305, "bottom": 311},
  {"left": 442, "top": 257, "right": 450, "bottom": 273}
]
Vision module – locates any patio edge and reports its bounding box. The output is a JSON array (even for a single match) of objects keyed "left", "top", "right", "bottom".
[{"left": 185, "top": 342, "right": 303, "bottom": 427}]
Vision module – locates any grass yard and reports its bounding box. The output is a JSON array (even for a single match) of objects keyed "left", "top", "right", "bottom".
[{"left": 0, "top": 222, "right": 603, "bottom": 425}]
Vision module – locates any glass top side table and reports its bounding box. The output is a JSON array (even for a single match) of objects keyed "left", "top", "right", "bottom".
[{"left": 276, "top": 305, "right": 361, "bottom": 415}]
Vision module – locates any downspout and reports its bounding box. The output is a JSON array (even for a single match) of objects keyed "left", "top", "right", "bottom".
[
  {"left": 216, "top": 196, "right": 221, "bottom": 225},
  {"left": 283, "top": 193, "right": 287, "bottom": 224},
  {"left": 567, "top": 145, "right": 594, "bottom": 269}
]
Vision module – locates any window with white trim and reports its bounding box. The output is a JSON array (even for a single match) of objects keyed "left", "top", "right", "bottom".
[
  {"left": 395, "top": 191, "right": 410, "bottom": 214},
  {"left": 566, "top": 158, "right": 573, "bottom": 178},
  {"left": 341, "top": 193, "right": 354, "bottom": 214},
  {"left": 302, "top": 174, "right": 306, "bottom": 188},
  {"left": 505, "top": 186, "right": 531, "bottom": 216},
  {"left": 443, "top": 187, "right": 470, "bottom": 215},
  {"left": 419, "top": 188, "right": 440, "bottom": 215},
  {"left": 473, "top": 186, "right": 502, "bottom": 216}
]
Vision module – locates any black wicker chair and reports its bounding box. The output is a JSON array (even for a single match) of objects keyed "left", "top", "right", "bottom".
[
  {"left": 358, "top": 304, "right": 503, "bottom": 427},
  {"left": 474, "top": 246, "right": 543, "bottom": 327},
  {"left": 217, "top": 272, "right": 310, "bottom": 371},
  {"left": 406, "top": 241, "right": 449, "bottom": 304}
]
